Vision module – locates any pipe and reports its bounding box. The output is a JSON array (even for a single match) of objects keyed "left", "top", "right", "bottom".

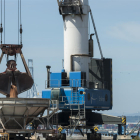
[
  {"left": 70, "top": 54, "right": 89, "bottom": 71},
  {"left": 89, "top": 34, "right": 94, "bottom": 57},
  {"left": 46, "top": 65, "right": 51, "bottom": 88},
  {"left": 90, "top": 34, "right": 94, "bottom": 39}
]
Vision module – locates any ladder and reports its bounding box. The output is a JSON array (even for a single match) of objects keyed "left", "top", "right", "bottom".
[
  {"left": 46, "top": 100, "right": 59, "bottom": 129},
  {"left": 70, "top": 111, "right": 80, "bottom": 137},
  {"left": 70, "top": 104, "right": 86, "bottom": 137},
  {"left": 79, "top": 108, "right": 85, "bottom": 120},
  {"left": 46, "top": 108, "right": 59, "bottom": 129},
  {"left": 72, "top": 87, "right": 79, "bottom": 104}
]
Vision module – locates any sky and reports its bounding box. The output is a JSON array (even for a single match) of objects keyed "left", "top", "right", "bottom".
[{"left": 0, "top": 0, "right": 140, "bottom": 116}]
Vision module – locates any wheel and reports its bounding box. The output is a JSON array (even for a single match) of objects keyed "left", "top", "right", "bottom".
[
  {"left": 61, "top": 133, "right": 66, "bottom": 140},
  {"left": 87, "top": 133, "right": 90, "bottom": 140},
  {"left": 90, "top": 133, "right": 96, "bottom": 140},
  {"left": 96, "top": 133, "right": 101, "bottom": 140}
]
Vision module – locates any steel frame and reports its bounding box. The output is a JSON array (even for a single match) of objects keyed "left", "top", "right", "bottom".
[
  {"left": 0, "top": 98, "right": 52, "bottom": 135},
  {"left": 0, "top": 116, "right": 54, "bottom": 135}
]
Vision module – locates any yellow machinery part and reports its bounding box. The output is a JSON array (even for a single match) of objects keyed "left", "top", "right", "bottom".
[{"left": 0, "top": 133, "right": 9, "bottom": 140}]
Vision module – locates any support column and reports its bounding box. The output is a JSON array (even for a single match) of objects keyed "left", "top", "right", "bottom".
[
  {"left": 124, "top": 125, "right": 126, "bottom": 135},
  {"left": 118, "top": 124, "right": 122, "bottom": 135},
  {"left": 47, "top": 109, "right": 50, "bottom": 129}
]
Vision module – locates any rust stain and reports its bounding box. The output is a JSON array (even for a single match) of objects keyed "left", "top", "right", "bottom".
[{"left": 10, "top": 85, "right": 18, "bottom": 98}]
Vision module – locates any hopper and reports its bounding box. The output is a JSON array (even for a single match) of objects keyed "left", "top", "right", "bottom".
[{"left": 0, "top": 98, "right": 49, "bottom": 129}]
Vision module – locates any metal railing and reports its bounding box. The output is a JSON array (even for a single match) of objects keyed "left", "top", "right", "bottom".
[
  {"left": 49, "top": 96, "right": 85, "bottom": 109},
  {"left": 57, "top": 0, "right": 82, "bottom": 6},
  {"left": 59, "top": 96, "right": 84, "bottom": 104},
  {"left": 45, "top": 79, "right": 86, "bottom": 88},
  {"left": 45, "top": 79, "right": 108, "bottom": 89},
  {"left": 49, "top": 100, "right": 59, "bottom": 110}
]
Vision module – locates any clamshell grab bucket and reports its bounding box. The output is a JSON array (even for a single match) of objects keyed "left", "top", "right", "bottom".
[
  {"left": 0, "top": 44, "right": 34, "bottom": 97},
  {"left": 0, "top": 71, "right": 33, "bottom": 96}
]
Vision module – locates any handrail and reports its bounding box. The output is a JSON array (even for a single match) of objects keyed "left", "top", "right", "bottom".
[
  {"left": 45, "top": 79, "right": 108, "bottom": 89},
  {"left": 58, "top": 0, "right": 82, "bottom": 6},
  {"left": 49, "top": 96, "right": 85, "bottom": 109},
  {"left": 59, "top": 0, "right": 80, "bottom": 6}
]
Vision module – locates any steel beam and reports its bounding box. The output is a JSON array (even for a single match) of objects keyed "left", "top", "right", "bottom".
[{"left": 4, "top": 129, "right": 55, "bottom": 134}]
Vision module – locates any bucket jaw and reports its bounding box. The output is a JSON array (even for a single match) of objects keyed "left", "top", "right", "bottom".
[{"left": 0, "top": 71, "right": 12, "bottom": 96}]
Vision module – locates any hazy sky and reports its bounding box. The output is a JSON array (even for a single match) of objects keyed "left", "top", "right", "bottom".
[{"left": 0, "top": 0, "right": 140, "bottom": 116}]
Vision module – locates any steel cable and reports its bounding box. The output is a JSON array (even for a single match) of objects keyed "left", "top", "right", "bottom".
[
  {"left": 4, "top": 0, "right": 5, "bottom": 44},
  {"left": 127, "top": 121, "right": 140, "bottom": 135},
  {"left": 18, "top": 0, "right": 19, "bottom": 44},
  {"left": 20, "top": 0, "right": 22, "bottom": 45},
  {"left": 1, "top": 0, "right": 2, "bottom": 23},
  {"left": 1, "top": 0, "right": 2, "bottom": 44}
]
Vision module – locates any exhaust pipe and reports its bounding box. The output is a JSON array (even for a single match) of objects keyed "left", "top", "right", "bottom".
[{"left": 46, "top": 65, "right": 51, "bottom": 88}]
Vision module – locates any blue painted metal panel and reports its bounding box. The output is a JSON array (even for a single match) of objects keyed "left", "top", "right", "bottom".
[
  {"left": 50, "top": 72, "right": 62, "bottom": 87},
  {"left": 69, "top": 72, "right": 82, "bottom": 87},
  {"left": 42, "top": 88, "right": 111, "bottom": 110},
  {"left": 59, "top": 89, "right": 71, "bottom": 109},
  {"left": 59, "top": 88, "right": 85, "bottom": 110},
  {"left": 42, "top": 89, "right": 51, "bottom": 98},
  {"left": 59, "top": 88, "right": 111, "bottom": 110},
  {"left": 64, "top": 89, "right": 84, "bottom": 104},
  {"left": 85, "top": 89, "right": 111, "bottom": 110}
]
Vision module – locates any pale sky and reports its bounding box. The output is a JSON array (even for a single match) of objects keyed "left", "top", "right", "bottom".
[{"left": 0, "top": 0, "right": 140, "bottom": 116}]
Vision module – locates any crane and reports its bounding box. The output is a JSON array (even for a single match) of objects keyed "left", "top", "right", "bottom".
[{"left": 42, "top": 1, "right": 126, "bottom": 139}]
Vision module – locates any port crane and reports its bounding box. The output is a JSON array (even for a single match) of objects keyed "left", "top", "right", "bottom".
[{"left": 43, "top": 0, "right": 128, "bottom": 140}]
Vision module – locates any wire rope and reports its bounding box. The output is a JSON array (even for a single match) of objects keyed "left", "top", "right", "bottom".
[
  {"left": 1, "top": 0, "right": 2, "bottom": 23},
  {"left": 20, "top": 0, "right": 22, "bottom": 45},
  {"left": 20, "top": 0, "right": 21, "bottom": 25},
  {"left": 127, "top": 121, "right": 140, "bottom": 135},
  {"left": 0, "top": 0, "right": 2, "bottom": 44},
  {"left": 18, "top": 0, "right": 19, "bottom": 44},
  {"left": 4, "top": 0, "right": 5, "bottom": 44}
]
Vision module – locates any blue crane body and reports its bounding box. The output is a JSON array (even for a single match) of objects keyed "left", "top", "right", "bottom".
[{"left": 42, "top": 0, "right": 113, "bottom": 113}]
